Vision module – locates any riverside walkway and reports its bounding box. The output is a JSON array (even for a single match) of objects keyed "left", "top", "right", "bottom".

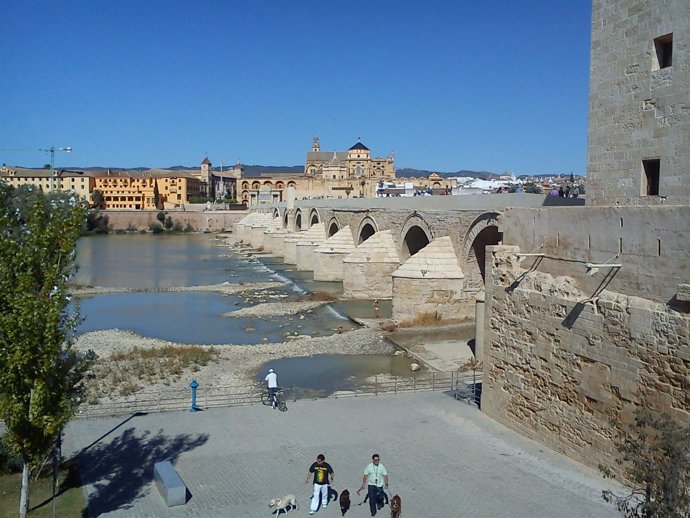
[{"left": 63, "top": 391, "right": 619, "bottom": 518}]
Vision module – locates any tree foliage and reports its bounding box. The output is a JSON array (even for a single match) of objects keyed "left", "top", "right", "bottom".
[
  {"left": 0, "top": 184, "right": 94, "bottom": 515},
  {"left": 90, "top": 189, "right": 104, "bottom": 209},
  {"left": 601, "top": 407, "right": 690, "bottom": 518},
  {"left": 85, "top": 210, "right": 109, "bottom": 234}
]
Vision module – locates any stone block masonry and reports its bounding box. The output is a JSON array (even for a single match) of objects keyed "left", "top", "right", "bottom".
[
  {"left": 482, "top": 244, "right": 690, "bottom": 469},
  {"left": 587, "top": 0, "right": 690, "bottom": 206},
  {"left": 100, "top": 209, "right": 247, "bottom": 232}
]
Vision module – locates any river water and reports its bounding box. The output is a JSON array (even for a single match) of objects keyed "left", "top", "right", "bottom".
[{"left": 74, "top": 234, "right": 419, "bottom": 394}]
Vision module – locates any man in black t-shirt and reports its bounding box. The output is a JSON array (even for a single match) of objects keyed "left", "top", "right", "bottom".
[{"left": 305, "top": 453, "right": 334, "bottom": 515}]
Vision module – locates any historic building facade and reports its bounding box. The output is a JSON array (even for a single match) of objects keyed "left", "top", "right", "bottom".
[
  {"left": 231, "top": 138, "right": 397, "bottom": 205},
  {"left": 305, "top": 137, "right": 395, "bottom": 180}
]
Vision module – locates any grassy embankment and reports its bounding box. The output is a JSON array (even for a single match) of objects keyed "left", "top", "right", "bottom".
[{"left": 0, "top": 466, "right": 84, "bottom": 518}]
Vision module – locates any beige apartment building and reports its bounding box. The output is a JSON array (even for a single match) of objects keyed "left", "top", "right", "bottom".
[
  {"left": 0, "top": 166, "right": 94, "bottom": 200},
  {"left": 93, "top": 171, "right": 201, "bottom": 210}
]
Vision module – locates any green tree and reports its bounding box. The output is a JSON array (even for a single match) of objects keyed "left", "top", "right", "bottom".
[
  {"left": 153, "top": 179, "right": 161, "bottom": 209},
  {"left": 85, "top": 210, "right": 109, "bottom": 234},
  {"left": 90, "top": 189, "right": 104, "bottom": 209},
  {"left": 156, "top": 211, "right": 166, "bottom": 225},
  {"left": 0, "top": 184, "right": 94, "bottom": 518},
  {"left": 601, "top": 407, "right": 690, "bottom": 518},
  {"left": 149, "top": 221, "right": 164, "bottom": 234},
  {"left": 523, "top": 182, "right": 543, "bottom": 194}
]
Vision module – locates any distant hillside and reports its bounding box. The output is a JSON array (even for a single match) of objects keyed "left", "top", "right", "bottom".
[
  {"left": 239, "top": 165, "right": 303, "bottom": 177},
  {"left": 33, "top": 165, "right": 503, "bottom": 179},
  {"left": 396, "top": 168, "right": 494, "bottom": 180}
]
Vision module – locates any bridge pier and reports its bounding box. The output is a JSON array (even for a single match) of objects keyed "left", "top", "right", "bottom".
[
  {"left": 313, "top": 226, "right": 356, "bottom": 281},
  {"left": 343, "top": 230, "right": 400, "bottom": 299},
  {"left": 296, "top": 223, "right": 326, "bottom": 271},
  {"left": 392, "top": 236, "right": 471, "bottom": 323}
]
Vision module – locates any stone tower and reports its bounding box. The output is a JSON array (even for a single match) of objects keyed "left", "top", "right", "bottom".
[
  {"left": 587, "top": 0, "right": 690, "bottom": 206},
  {"left": 200, "top": 155, "right": 212, "bottom": 196},
  {"left": 200, "top": 156, "right": 212, "bottom": 184},
  {"left": 312, "top": 136, "right": 320, "bottom": 152}
]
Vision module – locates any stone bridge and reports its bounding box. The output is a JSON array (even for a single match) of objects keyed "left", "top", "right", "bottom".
[{"left": 235, "top": 194, "right": 581, "bottom": 324}]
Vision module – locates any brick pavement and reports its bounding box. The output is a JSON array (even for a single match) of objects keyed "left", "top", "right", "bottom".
[{"left": 62, "top": 392, "right": 620, "bottom": 518}]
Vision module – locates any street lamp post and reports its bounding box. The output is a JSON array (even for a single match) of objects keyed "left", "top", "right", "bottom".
[{"left": 39, "top": 146, "right": 72, "bottom": 192}]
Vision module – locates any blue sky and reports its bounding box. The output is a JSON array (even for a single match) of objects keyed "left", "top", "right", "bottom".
[{"left": 1, "top": 1, "right": 591, "bottom": 175}]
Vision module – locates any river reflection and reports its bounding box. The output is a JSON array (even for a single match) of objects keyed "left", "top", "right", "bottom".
[
  {"left": 74, "top": 234, "right": 355, "bottom": 344},
  {"left": 75, "top": 233, "right": 276, "bottom": 289}
]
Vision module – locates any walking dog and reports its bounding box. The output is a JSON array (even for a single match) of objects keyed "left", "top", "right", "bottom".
[
  {"left": 268, "top": 494, "right": 297, "bottom": 514},
  {"left": 339, "top": 489, "right": 351, "bottom": 515},
  {"left": 389, "top": 494, "right": 401, "bottom": 518}
]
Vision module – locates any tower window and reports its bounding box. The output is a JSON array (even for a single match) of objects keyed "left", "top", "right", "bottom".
[
  {"left": 642, "top": 159, "right": 660, "bottom": 196},
  {"left": 653, "top": 34, "right": 673, "bottom": 69}
]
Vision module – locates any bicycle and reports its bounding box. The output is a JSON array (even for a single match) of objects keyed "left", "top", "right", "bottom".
[{"left": 261, "top": 387, "right": 288, "bottom": 412}]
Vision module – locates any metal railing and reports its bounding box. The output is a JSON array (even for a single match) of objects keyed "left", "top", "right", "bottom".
[{"left": 76, "top": 370, "right": 483, "bottom": 418}]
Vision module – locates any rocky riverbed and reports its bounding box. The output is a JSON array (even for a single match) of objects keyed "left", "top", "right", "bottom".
[{"left": 75, "top": 325, "right": 395, "bottom": 401}]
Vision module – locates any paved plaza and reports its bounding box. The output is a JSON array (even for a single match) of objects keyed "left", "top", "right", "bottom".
[{"left": 63, "top": 392, "right": 620, "bottom": 518}]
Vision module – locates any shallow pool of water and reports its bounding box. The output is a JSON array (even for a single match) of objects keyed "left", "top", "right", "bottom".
[{"left": 256, "top": 354, "right": 423, "bottom": 398}]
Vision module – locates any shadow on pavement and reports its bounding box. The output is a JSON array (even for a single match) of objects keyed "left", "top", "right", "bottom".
[{"left": 68, "top": 424, "right": 209, "bottom": 517}]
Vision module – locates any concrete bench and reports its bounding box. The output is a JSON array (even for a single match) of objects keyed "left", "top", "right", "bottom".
[{"left": 153, "top": 461, "right": 188, "bottom": 507}]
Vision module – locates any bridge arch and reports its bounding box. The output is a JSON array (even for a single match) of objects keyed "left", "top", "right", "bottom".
[
  {"left": 309, "top": 208, "right": 320, "bottom": 227},
  {"left": 327, "top": 217, "right": 340, "bottom": 237},
  {"left": 357, "top": 216, "right": 378, "bottom": 245},
  {"left": 461, "top": 212, "right": 502, "bottom": 289},
  {"left": 400, "top": 212, "right": 432, "bottom": 260}
]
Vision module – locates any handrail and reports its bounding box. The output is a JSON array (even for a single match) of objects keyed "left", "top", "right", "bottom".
[{"left": 76, "top": 370, "right": 483, "bottom": 418}]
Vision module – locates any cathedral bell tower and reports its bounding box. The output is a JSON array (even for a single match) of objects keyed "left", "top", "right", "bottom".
[{"left": 312, "top": 136, "right": 320, "bottom": 152}]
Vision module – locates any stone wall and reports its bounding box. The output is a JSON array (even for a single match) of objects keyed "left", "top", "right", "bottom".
[
  {"left": 587, "top": 0, "right": 690, "bottom": 205},
  {"left": 102, "top": 209, "right": 247, "bottom": 232},
  {"left": 392, "top": 277, "right": 473, "bottom": 323},
  {"left": 481, "top": 204, "right": 690, "bottom": 469}
]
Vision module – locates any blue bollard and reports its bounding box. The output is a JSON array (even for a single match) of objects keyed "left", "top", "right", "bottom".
[{"left": 189, "top": 379, "right": 199, "bottom": 412}]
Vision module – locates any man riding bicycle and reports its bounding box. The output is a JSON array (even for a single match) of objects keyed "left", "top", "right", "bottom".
[{"left": 264, "top": 368, "right": 278, "bottom": 408}]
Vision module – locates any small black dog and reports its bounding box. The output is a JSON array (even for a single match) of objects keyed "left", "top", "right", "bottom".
[
  {"left": 363, "top": 489, "right": 388, "bottom": 509},
  {"left": 327, "top": 486, "right": 338, "bottom": 503},
  {"left": 339, "top": 489, "right": 351, "bottom": 515}
]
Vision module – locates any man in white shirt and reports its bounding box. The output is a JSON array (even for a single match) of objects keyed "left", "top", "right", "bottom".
[
  {"left": 356, "top": 453, "right": 389, "bottom": 516},
  {"left": 264, "top": 368, "right": 278, "bottom": 408}
]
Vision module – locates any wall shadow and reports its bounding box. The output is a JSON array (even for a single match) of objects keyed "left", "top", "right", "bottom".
[
  {"left": 68, "top": 425, "right": 208, "bottom": 517},
  {"left": 541, "top": 196, "right": 586, "bottom": 207}
]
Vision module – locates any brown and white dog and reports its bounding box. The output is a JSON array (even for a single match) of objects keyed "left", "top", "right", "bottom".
[
  {"left": 339, "top": 488, "right": 351, "bottom": 515},
  {"left": 389, "top": 494, "right": 401, "bottom": 518},
  {"left": 268, "top": 494, "right": 297, "bottom": 514}
]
